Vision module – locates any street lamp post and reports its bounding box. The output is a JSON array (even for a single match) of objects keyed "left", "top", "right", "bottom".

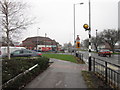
[
  {"left": 96, "top": 29, "right": 98, "bottom": 52},
  {"left": 37, "top": 28, "right": 40, "bottom": 51},
  {"left": 45, "top": 33, "right": 47, "bottom": 52},
  {"left": 73, "top": 4, "right": 75, "bottom": 50},
  {"left": 73, "top": 3, "right": 84, "bottom": 53}
]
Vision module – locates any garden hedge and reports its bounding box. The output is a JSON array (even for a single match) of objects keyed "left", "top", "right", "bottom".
[{"left": 2, "top": 56, "right": 49, "bottom": 89}]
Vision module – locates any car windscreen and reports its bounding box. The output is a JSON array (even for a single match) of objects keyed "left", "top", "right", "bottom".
[
  {"left": 23, "top": 50, "right": 33, "bottom": 53},
  {"left": 12, "top": 50, "right": 23, "bottom": 54}
]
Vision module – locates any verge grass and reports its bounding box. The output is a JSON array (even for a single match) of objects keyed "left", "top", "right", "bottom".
[
  {"left": 82, "top": 71, "right": 111, "bottom": 89},
  {"left": 42, "top": 53, "right": 78, "bottom": 63}
]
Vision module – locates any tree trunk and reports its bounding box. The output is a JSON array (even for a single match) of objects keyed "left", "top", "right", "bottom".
[
  {"left": 94, "top": 44, "right": 98, "bottom": 52},
  {"left": 7, "top": 31, "right": 10, "bottom": 60},
  {"left": 110, "top": 44, "right": 114, "bottom": 53},
  {"left": 5, "top": 1, "right": 11, "bottom": 60}
]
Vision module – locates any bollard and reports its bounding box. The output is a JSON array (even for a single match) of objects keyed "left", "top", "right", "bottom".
[
  {"left": 105, "top": 62, "right": 108, "bottom": 83},
  {"left": 93, "top": 57, "right": 95, "bottom": 72}
]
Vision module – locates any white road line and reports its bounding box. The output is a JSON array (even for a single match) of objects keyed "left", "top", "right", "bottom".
[
  {"left": 64, "top": 84, "right": 67, "bottom": 87},
  {"left": 55, "top": 80, "right": 62, "bottom": 86}
]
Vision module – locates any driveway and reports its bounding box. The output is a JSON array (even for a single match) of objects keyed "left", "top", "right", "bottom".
[{"left": 25, "top": 58, "right": 88, "bottom": 88}]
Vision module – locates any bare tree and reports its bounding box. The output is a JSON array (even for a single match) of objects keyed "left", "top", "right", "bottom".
[
  {"left": 99, "top": 29, "right": 118, "bottom": 52},
  {"left": 0, "top": 0, "right": 32, "bottom": 59},
  {"left": 91, "top": 36, "right": 104, "bottom": 52},
  {"left": 82, "top": 38, "right": 89, "bottom": 49},
  {"left": 1, "top": 36, "right": 14, "bottom": 46}
]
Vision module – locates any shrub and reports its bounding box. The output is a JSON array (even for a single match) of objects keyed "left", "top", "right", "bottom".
[{"left": 2, "top": 56, "right": 49, "bottom": 89}]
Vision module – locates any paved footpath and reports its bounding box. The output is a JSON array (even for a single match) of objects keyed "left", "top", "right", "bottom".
[{"left": 25, "top": 58, "right": 88, "bottom": 88}]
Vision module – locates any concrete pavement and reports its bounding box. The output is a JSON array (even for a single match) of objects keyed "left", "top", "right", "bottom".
[{"left": 25, "top": 58, "right": 88, "bottom": 88}]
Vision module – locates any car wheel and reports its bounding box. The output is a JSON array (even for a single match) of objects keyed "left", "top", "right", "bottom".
[
  {"left": 103, "top": 54, "right": 105, "bottom": 57},
  {"left": 109, "top": 54, "right": 111, "bottom": 57}
]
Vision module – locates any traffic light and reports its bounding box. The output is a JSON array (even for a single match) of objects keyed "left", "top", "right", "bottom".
[
  {"left": 76, "top": 42, "right": 80, "bottom": 48},
  {"left": 83, "top": 24, "right": 90, "bottom": 31}
]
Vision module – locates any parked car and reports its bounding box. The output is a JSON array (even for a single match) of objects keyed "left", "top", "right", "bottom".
[
  {"left": 33, "top": 50, "right": 42, "bottom": 52},
  {"left": 0, "top": 46, "right": 25, "bottom": 56},
  {"left": 114, "top": 49, "right": 120, "bottom": 53},
  {"left": 2, "top": 49, "right": 42, "bottom": 58},
  {"left": 98, "top": 49, "right": 112, "bottom": 57}
]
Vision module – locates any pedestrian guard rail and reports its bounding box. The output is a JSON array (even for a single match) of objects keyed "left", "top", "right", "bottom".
[{"left": 75, "top": 52, "right": 120, "bottom": 89}]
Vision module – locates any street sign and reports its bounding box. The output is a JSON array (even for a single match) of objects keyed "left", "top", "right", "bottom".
[
  {"left": 76, "top": 42, "right": 80, "bottom": 48},
  {"left": 76, "top": 35, "right": 80, "bottom": 48}
]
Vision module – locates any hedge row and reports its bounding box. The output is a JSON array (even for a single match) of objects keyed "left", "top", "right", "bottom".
[{"left": 2, "top": 56, "right": 49, "bottom": 89}]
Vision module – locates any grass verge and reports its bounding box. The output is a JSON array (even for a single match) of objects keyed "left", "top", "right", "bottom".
[
  {"left": 42, "top": 53, "right": 85, "bottom": 64},
  {"left": 81, "top": 71, "right": 111, "bottom": 89}
]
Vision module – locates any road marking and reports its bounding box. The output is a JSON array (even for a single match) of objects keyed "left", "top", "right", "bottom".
[
  {"left": 94, "top": 64, "right": 119, "bottom": 71},
  {"left": 107, "top": 64, "right": 119, "bottom": 70},
  {"left": 55, "top": 80, "right": 62, "bottom": 86},
  {"left": 64, "top": 84, "right": 67, "bottom": 87}
]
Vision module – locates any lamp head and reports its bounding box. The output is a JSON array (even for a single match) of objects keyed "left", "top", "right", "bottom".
[{"left": 80, "top": 3, "right": 84, "bottom": 5}]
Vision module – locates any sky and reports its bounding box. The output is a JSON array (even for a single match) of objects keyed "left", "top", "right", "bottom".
[{"left": 19, "top": 0, "right": 119, "bottom": 46}]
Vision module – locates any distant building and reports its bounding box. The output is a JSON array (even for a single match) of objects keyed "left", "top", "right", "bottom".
[{"left": 22, "top": 36, "right": 60, "bottom": 51}]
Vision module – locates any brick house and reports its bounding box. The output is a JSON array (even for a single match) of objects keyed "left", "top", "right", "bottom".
[{"left": 22, "top": 36, "right": 60, "bottom": 51}]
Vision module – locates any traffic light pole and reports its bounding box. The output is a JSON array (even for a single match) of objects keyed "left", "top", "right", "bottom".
[{"left": 88, "top": 0, "right": 92, "bottom": 71}]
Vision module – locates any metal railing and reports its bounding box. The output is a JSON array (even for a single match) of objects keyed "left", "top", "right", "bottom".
[
  {"left": 75, "top": 53, "right": 120, "bottom": 89},
  {"left": 75, "top": 53, "right": 84, "bottom": 60},
  {"left": 91, "top": 57, "right": 120, "bottom": 89}
]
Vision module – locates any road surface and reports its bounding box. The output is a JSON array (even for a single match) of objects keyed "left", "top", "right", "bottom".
[
  {"left": 25, "top": 58, "right": 88, "bottom": 88},
  {"left": 77, "top": 51, "right": 119, "bottom": 65}
]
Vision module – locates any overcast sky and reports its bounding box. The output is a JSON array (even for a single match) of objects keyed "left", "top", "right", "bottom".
[{"left": 19, "top": 0, "right": 119, "bottom": 45}]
